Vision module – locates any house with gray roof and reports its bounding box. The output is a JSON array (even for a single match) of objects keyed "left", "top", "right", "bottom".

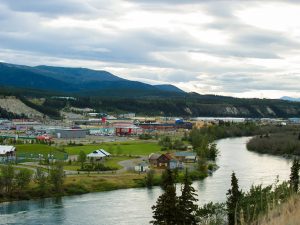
[{"left": 174, "top": 151, "right": 197, "bottom": 163}]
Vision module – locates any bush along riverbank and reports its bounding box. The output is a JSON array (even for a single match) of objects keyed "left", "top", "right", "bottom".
[
  {"left": 0, "top": 161, "right": 209, "bottom": 203},
  {"left": 247, "top": 132, "right": 300, "bottom": 156}
]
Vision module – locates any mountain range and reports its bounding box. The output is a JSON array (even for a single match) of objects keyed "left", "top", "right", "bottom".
[
  {"left": 1, "top": 62, "right": 300, "bottom": 118},
  {"left": 281, "top": 96, "right": 300, "bottom": 102},
  {"left": 0, "top": 62, "right": 184, "bottom": 97}
]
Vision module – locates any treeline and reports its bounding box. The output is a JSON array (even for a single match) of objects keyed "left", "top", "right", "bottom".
[
  {"left": 7, "top": 94, "right": 300, "bottom": 118},
  {"left": 158, "top": 136, "right": 186, "bottom": 151},
  {"left": 0, "top": 107, "right": 26, "bottom": 119},
  {"left": 191, "top": 122, "right": 299, "bottom": 140},
  {"left": 151, "top": 160, "right": 300, "bottom": 225},
  {"left": 18, "top": 96, "right": 61, "bottom": 119},
  {"left": 0, "top": 163, "right": 65, "bottom": 201},
  {"left": 247, "top": 132, "right": 300, "bottom": 156},
  {"left": 64, "top": 96, "right": 300, "bottom": 117}
]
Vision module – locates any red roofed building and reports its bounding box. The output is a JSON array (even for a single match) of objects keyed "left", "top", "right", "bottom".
[{"left": 36, "top": 134, "right": 52, "bottom": 142}]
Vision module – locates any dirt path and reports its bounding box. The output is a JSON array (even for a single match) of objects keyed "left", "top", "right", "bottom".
[
  {"left": 117, "top": 156, "right": 146, "bottom": 173},
  {"left": 18, "top": 156, "right": 147, "bottom": 175}
]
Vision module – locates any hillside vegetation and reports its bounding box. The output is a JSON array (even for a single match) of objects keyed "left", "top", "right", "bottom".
[
  {"left": 254, "top": 195, "right": 300, "bottom": 225},
  {"left": 1, "top": 94, "right": 300, "bottom": 118}
]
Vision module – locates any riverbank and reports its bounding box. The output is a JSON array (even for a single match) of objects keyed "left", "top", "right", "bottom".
[
  {"left": 0, "top": 137, "right": 292, "bottom": 225},
  {"left": 0, "top": 173, "right": 146, "bottom": 203},
  {"left": 0, "top": 168, "right": 209, "bottom": 203}
]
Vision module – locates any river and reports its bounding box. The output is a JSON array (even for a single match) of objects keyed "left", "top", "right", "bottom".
[{"left": 0, "top": 137, "right": 292, "bottom": 225}]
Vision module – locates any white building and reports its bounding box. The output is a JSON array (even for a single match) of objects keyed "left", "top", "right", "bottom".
[
  {"left": 135, "top": 162, "right": 149, "bottom": 173},
  {"left": 0, "top": 145, "right": 16, "bottom": 162},
  {"left": 87, "top": 149, "right": 111, "bottom": 161}
]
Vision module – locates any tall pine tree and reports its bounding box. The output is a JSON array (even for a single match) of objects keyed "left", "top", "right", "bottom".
[
  {"left": 226, "top": 172, "right": 242, "bottom": 225},
  {"left": 152, "top": 169, "right": 178, "bottom": 225},
  {"left": 290, "top": 159, "right": 300, "bottom": 193},
  {"left": 177, "top": 169, "right": 198, "bottom": 225}
]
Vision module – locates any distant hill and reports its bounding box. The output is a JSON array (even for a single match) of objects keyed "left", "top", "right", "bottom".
[
  {"left": 0, "top": 63, "right": 74, "bottom": 91},
  {"left": 281, "top": 96, "right": 300, "bottom": 102},
  {"left": 0, "top": 63, "right": 185, "bottom": 97},
  {"left": 35, "top": 65, "right": 123, "bottom": 83},
  {"left": 154, "top": 84, "right": 184, "bottom": 93},
  {"left": 1, "top": 63, "right": 300, "bottom": 118}
]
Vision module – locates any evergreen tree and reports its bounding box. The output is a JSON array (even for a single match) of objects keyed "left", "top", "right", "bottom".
[
  {"left": 177, "top": 169, "right": 198, "bottom": 225},
  {"left": 290, "top": 159, "right": 300, "bottom": 193},
  {"left": 226, "top": 172, "right": 242, "bottom": 225},
  {"left": 151, "top": 169, "right": 178, "bottom": 225},
  {"left": 161, "top": 169, "right": 175, "bottom": 191}
]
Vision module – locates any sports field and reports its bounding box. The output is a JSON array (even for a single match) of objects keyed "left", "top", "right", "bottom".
[{"left": 65, "top": 141, "right": 162, "bottom": 156}]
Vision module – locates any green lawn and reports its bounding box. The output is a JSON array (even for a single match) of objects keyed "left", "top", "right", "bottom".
[
  {"left": 16, "top": 144, "right": 67, "bottom": 160},
  {"left": 65, "top": 141, "right": 162, "bottom": 156},
  {"left": 64, "top": 156, "right": 132, "bottom": 171}
]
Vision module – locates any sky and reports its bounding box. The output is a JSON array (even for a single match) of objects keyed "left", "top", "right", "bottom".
[{"left": 1, "top": 0, "right": 300, "bottom": 99}]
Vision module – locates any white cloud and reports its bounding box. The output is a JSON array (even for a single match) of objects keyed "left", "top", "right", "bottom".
[{"left": 1, "top": 0, "right": 300, "bottom": 98}]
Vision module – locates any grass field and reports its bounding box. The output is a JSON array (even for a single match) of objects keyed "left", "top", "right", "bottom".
[
  {"left": 64, "top": 156, "right": 132, "bottom": 170},
  {"left": 64, "top": 173, "right": 146, "bottom": 193},
  {"left": 16, "top": 144, "right": 67, "bottom": 160},
  {"left": 65, "top": 141, "right": 163, "bottom": 156}
]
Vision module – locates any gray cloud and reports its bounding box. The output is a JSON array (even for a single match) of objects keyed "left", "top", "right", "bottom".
[
  {"left": 1, "top": 0, "right": 300, "bottom": 97},
  {"left": 0, "top": 0, "right": 94, "bottom": 16}
]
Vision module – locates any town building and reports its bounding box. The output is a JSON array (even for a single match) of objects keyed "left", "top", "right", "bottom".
[
  {"left": 113, "top": 122, "right": 143, "bottom": 136},
  {"left": 174, "top": 151, "right": 197, "bottom": 163},
  {"left": 0, "top": 145, "right": 16, "bottom": 162},
  {"left": 87, "top": 149, "right": 111, "bottom": 161},
  {"left": 134, "top": 162, "right": 149, "bottom": 173},
  {"left": 148, "top": 153, "right": 161, "bottom": 166},
  {"left": 53, "top": 128, "right": 87, "bottom": 139}
]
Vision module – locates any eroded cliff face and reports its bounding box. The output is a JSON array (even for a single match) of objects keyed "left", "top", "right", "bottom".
[
  {"left": 0, "top": 97, "right": 43, "bottom": 118},
  {"left": 187, "top": 104, "right": 300, "bottom": 117},
  {"left": 1, "top": 95, "right": 300, "bottom": 119}
]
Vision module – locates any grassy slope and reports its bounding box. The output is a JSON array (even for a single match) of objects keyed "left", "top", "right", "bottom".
[
  {"left": 255, "top": 195, "right": 300, "bottom": 225},
  {"left": 65, "top": 141, "right": 163, "bottom": 156},
  {"left": 64, "top": 174, "right": 146, "bottom": 192}
]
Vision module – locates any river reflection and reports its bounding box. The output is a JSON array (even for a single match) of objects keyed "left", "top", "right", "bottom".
[{"left": 0, "top": 137, "right": 292, "bottom": 225}]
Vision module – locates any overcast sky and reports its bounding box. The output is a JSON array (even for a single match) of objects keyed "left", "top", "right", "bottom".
[{"left": 1, "top": 0, "right": 300, "bottom": 98}]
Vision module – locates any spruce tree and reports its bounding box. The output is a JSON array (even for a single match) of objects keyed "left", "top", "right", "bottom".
[
  {"left": 152, "top": 169, "right": 178, "bottom": 225},
  {"left": 290, "top": 159, "right": 300, "bottom": 193},
  {"left": 177, "top": 169, "right": 198, "bottom": 225},
  {"left": 161, "top": 169, "right": 175, "bottom": 191},
  {"left": 226, "top": 172, "right": 242, "bottom": 225}
]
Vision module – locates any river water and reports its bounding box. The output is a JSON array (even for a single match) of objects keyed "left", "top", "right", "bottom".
[{"left": 0, "top": 137, "right": 292, "bottom": 225}]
